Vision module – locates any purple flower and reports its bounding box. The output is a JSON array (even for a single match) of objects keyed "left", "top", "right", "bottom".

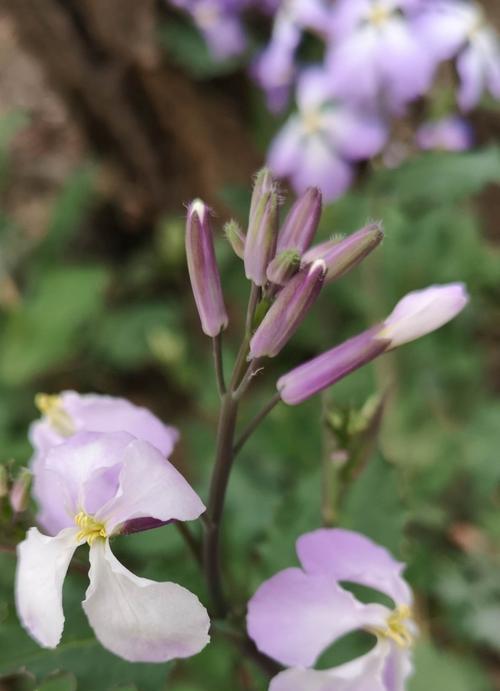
[
  {"left": 16, "top": 432, "right": 209, "bottom": 662},
  {"left": 170, "top": 0, "right": 247, "bottom": 59},
  {"left": 268, "top": 69, "right": 387, "bottom": 201},
  {"left": 29, "top": 392, "right": 179, "bottom": 534},
  {"left": 415, "top": 1, "right": 500, "bottom": 110},
  {"left": 247, "top": 528, "right": 416, "bottom": 690},
  {"left": 416, "top": 116, "right": 473, "bottom": 151},
  {"left": 252, "top": 0, "right": 331, "bottom": 111},
  {"left": 278, "top": 283, "right": 469, "bottom": 404},
  {"left": 326, "top": 0, "right": 436, "bottom": 112}
]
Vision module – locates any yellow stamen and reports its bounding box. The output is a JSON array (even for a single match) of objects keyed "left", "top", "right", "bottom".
[
  {"left": 35, "top": 393, "right": 75, "bottom": 437},
  {"left": 371, "top": 605, "right": 414, "bottom": 648},
  {"left": 368, "top": 3, "right": 392, "bottom": 27},
  {"left": 302, "top": 110, "right": 323, "bottom": 135},
  {"left": 75, "top": 511, "right": 107, "bottom": 545}
]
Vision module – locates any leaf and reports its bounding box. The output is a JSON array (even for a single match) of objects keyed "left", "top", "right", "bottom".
[
  {"left": 409, "top": 640, "right": 492, "bottom": 691},
  {"left": 37, "top": 672, "right": 77, "bottom": 691},
  {"left": 0, "top": 265, "right": 108, "bottom": 385}
]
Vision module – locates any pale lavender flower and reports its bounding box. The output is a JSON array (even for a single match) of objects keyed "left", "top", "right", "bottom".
[
  {"left": 278, "top": 283, "right": 469, "bottom": 404},
  {"left": 16, "top": 432, "right": 209, "bottom": 662},
  {"left": 416, "top": 116, "right": 473, "bottom": 151},
  {"left": 245, "top": 168, "right": 279, "bottom": 286},
  {"left": 252, "top": 0, "right": 331, "bottom": 111},
  {"left": 29, "top": 391, "right": 179, "bottom": 533},
  {"left": 326, "top": 0, "right": 436, "bottom": 112},
  {"left": 415, "top": 1, "right": 500, "bottom": 111},
  {"left": 268, "top": 69, "right": 388, "bottom": 201},
  {"left": 276, "top": 187, "right": 322, "bottom": 255},
  {"left": 247, "top": 528, "right": 416, "bottom": 691},
  {"left": 186, "top": 199, "right": 229, "bottom": 337},
  {"left": 170, "top": 0, "right": 247, "bottom": 59}
]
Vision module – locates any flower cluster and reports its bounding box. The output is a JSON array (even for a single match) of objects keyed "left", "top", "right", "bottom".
[
  {"left": 169, "top": 0, "right": 500, "bottom": 199},
  {"left": 14, "top": 172, "right": 469, "bottom": 689},
  {"left": 248, "top": 528, "right": 416, "bottom": 690},
  {"left": 16, "top": 392, "right": 210, "bottom": 662}
]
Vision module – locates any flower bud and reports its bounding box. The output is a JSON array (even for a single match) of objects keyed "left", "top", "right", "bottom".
[
  {"left": 277, "top": 187, "right": 322, "bottom": 254},
  {"left": 186, "top": 199, "right": 228, "bottom": 337},
  {"left": 10, "top": 468, "right": 32, "bottom": 513},
  {"left": 303, "top": 223, "right": 384, "bottom": 284},
  {"left": 379, "top": 283, "right": 469, "bottom": 349},
  {"left": 245, "top": 170, "right": 279, "bottom": 286},
  {"left": 224, "top": 220, "right": 246, "bottom": 259},
  {"left": 266, "top": 249, "right": 301, "bottom": 286},
  {"left": 249, "top": 259, "right": 326, "bottom": 359},
  {"left": 277, "top": 283, "right": 469, "bottom": 405}
]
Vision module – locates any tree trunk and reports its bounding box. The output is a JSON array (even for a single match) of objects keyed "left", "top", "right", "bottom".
[{"left": 1, "top": 0, "right": 259, "bottom": 224}]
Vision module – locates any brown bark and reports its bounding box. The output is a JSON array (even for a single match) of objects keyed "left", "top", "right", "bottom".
[{"left": 1, "top": 0, "right": 259, "bottom": 223}]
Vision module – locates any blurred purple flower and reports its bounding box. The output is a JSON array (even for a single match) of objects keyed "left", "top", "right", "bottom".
[
  {"left": 415, "top": 1, "right": 500, "bottom": 111},
  {"left": 170, "top": 0, "right": 247, "bottom": 58},
  {"left": 252, "top": 0, "right": 331, "bottom": 111},
  {"left": 247, "top": 528, "right": 416, "bottom": 690},
  {"left": 268, "top": 69, "right": 388, "bottom": 201},
  {"left": 326, "top": 0, "right": 436, "bottom": 112},
  {"left": 416, "top": 116, "right": 473, "bottom": 151},
  {"left": 17, "top": 432, "right": 209, "bottom": 662}
]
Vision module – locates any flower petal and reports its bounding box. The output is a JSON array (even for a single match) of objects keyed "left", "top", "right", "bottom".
[
  {"left": 270, "top": 640, "right": 391, "bottom": 691},
  {"left": 96, "top": 438, "right": 205, "bottom": 533},
  {"left": 297, "top": 529, "right": 412, "bottom": 606},
  {"left": 247, "top": 567, "right": 372, "bottom": 667},
  {"left": 83, "top": 540, "right": 210, "bottom": 662},
  {"left": 15, "top": 527, "right": 80, "bottom": 648}
]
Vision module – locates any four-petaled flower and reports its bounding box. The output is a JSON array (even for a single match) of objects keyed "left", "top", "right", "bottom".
[
  {"left": 16, "top": 431, "right": 210, "bottom": 662},
  {"left": 247, "top": 528, "right": 417, "bottom": 690}
]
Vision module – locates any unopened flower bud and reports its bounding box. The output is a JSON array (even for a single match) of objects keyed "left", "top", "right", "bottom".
[
  {"left": 224, "top": 220, "right": 245, "bottom": 259},
  {"left": 249, "top": 259, "right": 326, "bottom": 359},
  {"left": 303, "top": 223, "right": 384, "bottom": 284},
  {"left": 266, "top": 249, "right": 301, "bottom": 286},
  {"left": 10, "top": 468, "right": 31, "bottom": 514},
  {"left": 186, "top": 199, "right": 228, "bottom": 337},
  {"left": 277, "top": 187, "right": 322, "bottom": 254},
  {"left": 245, "top": 170, "right": 279, "bottom": 286},
  {"left": 278, "top": 283, "right": 469, "bottom": 405}
]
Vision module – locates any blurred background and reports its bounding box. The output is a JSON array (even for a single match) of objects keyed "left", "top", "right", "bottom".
[{"left": 0, "top": 1, "right": 499, "bottom": 690}]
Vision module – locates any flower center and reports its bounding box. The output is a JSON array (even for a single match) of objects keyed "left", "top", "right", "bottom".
[
  {"left": 368, "top": 3, "right": 392, "bottom": 27},
  {"left": 35, "top": 393, "right": 75, "bottom": 437},
  {"left": 372, "top": 605, "right": 414, "bottom": 648},
  {"left": 302, "top": 109, "right": 323, "bottom": 135},
  {"left": 75, "top": 511, "right": 107, "bottom": 545}
]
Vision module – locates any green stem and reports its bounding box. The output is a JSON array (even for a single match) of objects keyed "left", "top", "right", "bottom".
[
  {"left": 212, "top": 333, "right": 226, "bottom": 397},
  {"left": 233, "top": 392, "right": 281, "bottom": 456},
  {"left": 203, "top": 392, "right": 239, "bottom": 617}
]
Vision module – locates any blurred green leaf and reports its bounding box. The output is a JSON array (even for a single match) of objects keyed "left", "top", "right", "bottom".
[
  {"left": 0, "top": 265, "right": 108, "bottom": 385},
  {"left": 37, "top": 672, "right": 77, "bottom": 691}
]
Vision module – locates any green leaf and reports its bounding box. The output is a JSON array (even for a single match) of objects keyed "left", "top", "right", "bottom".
[
  {"left": 409, "top": 640, "right": 492, "bottom": 691},
  {"left": 37, "top": 672, "right": 77, "bottom": 691},
  {"left": 0, "top": 265, "right": 108, "bottom": 385}
]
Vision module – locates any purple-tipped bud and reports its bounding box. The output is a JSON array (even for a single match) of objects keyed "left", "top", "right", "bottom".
[
  {"left": 9, "top": 467, "right": 31, "bottom": 513},
  {"left": 277, "top": 187, "right": 322, "bottom": 254},
  {"left": 278, "top": 282, "right": 469, "bottom": 405},
  {"left": 266, "top": 249, "right": 301, "bottom": 286},
  {"left": 186, "top": 199, "right": 228, "bottom": 337},
  {"left": 303, "top": 223, "right": 384, "bottom": 284},
  {"left": 249, "top": 259, "right": 326, "bottom": 359},
  {"left": 277, "top": 327, "right": 388, "bottom": 405},
  {"left": 224, "top": 220, "right": 246, "bottom": 259},
  {"left": 245, "top": 170, "right": 279, "bottom": 286}
]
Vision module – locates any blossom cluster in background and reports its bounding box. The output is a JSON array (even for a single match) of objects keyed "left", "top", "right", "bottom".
[{"left": 168, "top": 0, "right": 500, "bottom": 200}]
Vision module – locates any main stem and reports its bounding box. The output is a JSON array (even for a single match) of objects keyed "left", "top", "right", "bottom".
[{"left": 203, "top": 391, "right": 238, "bottom": 617}]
